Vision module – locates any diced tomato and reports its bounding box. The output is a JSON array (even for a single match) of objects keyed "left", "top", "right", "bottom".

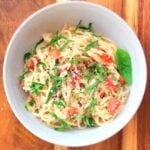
[
  {"left": 68, "top": 106, "right": 78, "bottom": 116},
  {"left": 49, "top": 49, "right": 61, "bottom": 59},
  {"left": 72, "top": 71, "right": 81, "bottom": 81},
  {"left": 105, "top": 77, "right": 118, "bottom": 92},
  {"left": 107, "top": 99, "right": 121, "bottom": 115},
  {"left": 119, "top": 76, "right": 125, "bottom": 86},
  {"left": 100, "top": 53, "right": 113, "bottom": 65},
  {"left": 99, "top": 92, "right": 106, "bottom": 98},
  {"left": 70, "top": 80, "right": 76, "bottom": 90},
  {"left": 34, "top": 55, "right": 40, "bottom": 62},
  {"left": 28, "top": 59, "right": 34, "bottom": 71}
]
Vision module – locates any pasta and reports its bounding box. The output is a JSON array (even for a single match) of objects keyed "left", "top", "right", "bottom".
[{"left": 18, "top": 21, "right": 132, "bottom": 131}]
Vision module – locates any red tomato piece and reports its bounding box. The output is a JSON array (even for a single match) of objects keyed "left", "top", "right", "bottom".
[
  {"left": 119, "top": 76, "right": 125, "bottom": 86},
  {"left": 68, "top": 106, "right": 78, "bottom": 116},
  {"left": 107, "top": 99, "right": 121, "bottom": 115},
  {"left": 28, "top": 59, "right": 34, "bottom": 71},
  {"left": 70, "top": 80, "right": 76, "bottom": 90},
  {"left": 100, "top": 53, "right": 113, "bottom": 65},
  {"left": 34, "top": 55, "right": 40, "bottom": 62},
  {"left": 72, "top": 71, "right": 81, "bottom": 81},
  {"left": 105, "top": 77, "right": 118, "bottom": 92},
  {"left": 99, "top": 92, "right": 106, "bottom": 98},
  {"left": 49, "top": 49, "right": 61, "bottom": 59}
]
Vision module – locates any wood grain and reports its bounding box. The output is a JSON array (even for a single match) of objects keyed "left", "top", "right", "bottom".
[{"left": 0, "top": 0, "right": 149, "bottom": 150}]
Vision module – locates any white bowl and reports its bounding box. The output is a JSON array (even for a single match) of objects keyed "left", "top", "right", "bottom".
[{"left": 3, "top": 1, "right": 147, "bottom": 147}]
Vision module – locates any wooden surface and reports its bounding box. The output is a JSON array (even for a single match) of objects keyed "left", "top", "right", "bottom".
[{"left": 0, "top": 0, "right": 149, "bottom": 150}]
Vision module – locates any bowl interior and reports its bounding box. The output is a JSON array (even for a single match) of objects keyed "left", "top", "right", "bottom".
[{"left": 3, "top": 2, "right": 147, "bottom": 147}]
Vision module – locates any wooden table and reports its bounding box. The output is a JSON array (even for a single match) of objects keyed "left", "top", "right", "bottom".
[{"left": 0, "top": 0, "right": 149, "bottom": 149}]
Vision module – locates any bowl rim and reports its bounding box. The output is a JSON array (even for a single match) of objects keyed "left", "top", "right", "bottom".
[{"left": 3, "top": 1, "right": 147, "bottom": 147}]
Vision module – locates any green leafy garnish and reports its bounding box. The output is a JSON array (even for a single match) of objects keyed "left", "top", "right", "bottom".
[
  {"left": 67, "top": 59, "right": 78, "bottom": 64},
  {"left": 36, "top": 62, "right": 46, "bottom": 69},
  {"left": 115, "top": 48, "right": 132, "bottom": 84},
  {"left": 83, "top": 80, "right": 100, "bottom": 97},
  {"left": 28, "top": 100, "right": 35, "bottom": 106},
  {"left": 89, "top": 98, "right": 98, "bottom": 114},
  {"left": 83, "top": 117, "right": 96, "bottom": 127},
  {"left": 45, "top": 67, "right": 66, "bottom": 104},
  {"left": 67, "top": 56, "right": 89, "bottom": 65},
  {"left": 24, "top": 38, "right": 44, "bottom": 62},
  {"left": 52, "top": 100, "right": 67, "bottom": 108},
  {"left": 76, "top": 20, "right": 93, "bottom": 32},
  {"left": 30, "top": 82, "right": 44, "bottom": 96},
  {"left": 92, "top": 33, "right": 102, "bottom": 37},
  {"left": 84, "top": 40, "right": 98, "bottom": 52},
  {"left": 51, "top": 112, "right": 72, "bottom": 131},
  {"left": 24, "top": 105, "right": 29, "bottom": 111},
  {"left": 18, "top": 71, "right": 31, "bottom": 83},
  {"left": 41, "top": 35, "right": 66, "bottom": 49},
  {"left": 60, "top": 39, "right": 71, "bottom": 50}
]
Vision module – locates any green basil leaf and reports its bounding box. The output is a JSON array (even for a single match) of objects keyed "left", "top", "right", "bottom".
[
  {"left": 28, "top": 100, "right": 35, "bottom": 106},
  {"left": 84, "top": 40, "right": 98, "bottom": 52},
  {"left": 115, "top": 48, "right": 132, "bottom": 84},
  {"left": 24, "top": 105, "right": 29, "bottom": 112},
  {"left": 30, "top": 82, "right": 44, "bottom": 96},
  {"left": 83, "top": 117, "right": 96, "bottom": 127},
  {"left": 18, "top": 71, "right": 31, "bottom": 83},
  {"left": 24, "top": 52, "right": 32, "bottom": 63}
]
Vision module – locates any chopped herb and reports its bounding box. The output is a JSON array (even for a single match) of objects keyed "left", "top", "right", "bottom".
[
  {"left": 84, "top": 40, "right": 98, "bottom": 52},
  {"left": 41, "top": 35, "right": 66, "bottom": 49},
  {"left": 83, "top": 80, "right": 100, "bottom": 97},
  {"left": 36, "top": 62, "right": 46, "bottom": 69},
  {"left": 92, "top": 33, "right": 102, "bottom": 37},
  {"left": 51, "top": 112, "right": 72, "bottom": 131},
  {"left": 24, "top": 38, "right": 44, "bottom": 62},
  {"left": 24, "top": 104, "right": 29, "bottom": 111},
  {"left": 82, "top": 73, "right": 93, "bottom": 83},
  {"left": 60, "top": 39, "right": 71, "bottom": 50},
  {"left": 89, "top": 98, "right": 98, "bottom": 114},
  {"left": 67, "top": 59, "right": 78, "bottom": 64},
  {"left": 18, "top": 71, "right": 31, "bottom": 83},
  {"left": 115, "top": 48, "right": 132, "bottom": 84},
  {"left": 52, "top": 100, "right": 67, "bottom": 108},
  {"left": 67, "top": 56, "right": 89, "bottom": 65},
  {"left": 76, "top": 20, "right": 93, "bottom": 32},
  {"left": 28, "top": 100, "right": 35, "bottom": 106},
  {"left": 30, "top": 82, "right": 44, "bottom": 96},
  {"left": 83, "top": 117, "right": 96, "bottom": 127}
]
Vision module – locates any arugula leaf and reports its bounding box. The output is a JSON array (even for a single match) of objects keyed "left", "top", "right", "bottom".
[
  {"left": 24, "top": 38, "right": 44, "bottom": 62},
  {"left": 52, "top": 100, "right": 67, "bottom": 108},
  {"left": 18, "top": 71, "right": 31, "bottom": 83},
  {"left": 67, "top": 59, "right": 78, "bottom": 64},
  {"left": 67, "top": 56, "right": 89, "bottom": 65},
  {"left": 84, "top": 40, "right": 98, "bottom": 52},
  {"left": 36, "top": 62, "right": 46, "bottom": 69},
  {"left": 41, "top": 35, "right": 66, "bottom": 49},
  {"left": 83, "top": 117, "right": 96, "bottom": 127},
  {"left": 50, "top": 112, "right": 72, "bottom": 131},
  {"left": 89, "top": 98, "right": 98, "bottom": 114},
  {"left": 60, "top": 39, "right": 71, "bottom": 50},
  {"left": 75, "top": 20, "right": 93, "bottom": 32},
  {"left": 115, "top": 48, "right": 132, "bottom": 84},
  {"left": 30, "top": 82, "right": 44, "bottom": 96},
  {"left": 83, "top": 80, "right": 100, "bottom": 97}
]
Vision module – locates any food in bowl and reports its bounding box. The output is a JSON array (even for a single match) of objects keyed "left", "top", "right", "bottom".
[{"left": 18, "top": 20, "right": 132, "bottom": 131}]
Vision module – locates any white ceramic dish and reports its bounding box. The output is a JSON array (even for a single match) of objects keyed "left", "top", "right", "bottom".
[{"left": 3, "top": 1, "right": 147, "bottom": 147}]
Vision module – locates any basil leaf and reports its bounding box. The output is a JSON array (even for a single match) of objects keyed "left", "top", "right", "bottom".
[
  {"left": 18, "top": 71, "right": 31, "bottom": 83},
  {"left": 24, "top": 38, "right": 44, "bottom": 62},
  {"left": 36, "top": 62, "right": 46, "bottom": 69},
  {"left": 89, "top": 98, "right": 98, "bottom": 114},
  {"left": 52, "top": 100, "right": 67, "bottom": 108},
  {"left": 115, "top": 48, "right": 132, "bottom": 84},
  {"left": 67, "top": 59, "right": 78, "bottom": 64},
  {"left": 24, "top": 105, "right": 29, "bottom": 112},
  {"left": 76, "top": 20, "right": 93, "bottom": 32},
  {"left": 83, "top": 117, "right": 96, "bottom": 127},
  {"left": 30, "top": 82, "right": 44, "bottom": 96},
  {"left": 51, "top": 112, "right": 72, "bottom": 130},
  {"left": 84, "top": 40, "right": 98, "bottom": 52},
  {"left": 60, "top": 39, "right": 71, "bottom": 50}
]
